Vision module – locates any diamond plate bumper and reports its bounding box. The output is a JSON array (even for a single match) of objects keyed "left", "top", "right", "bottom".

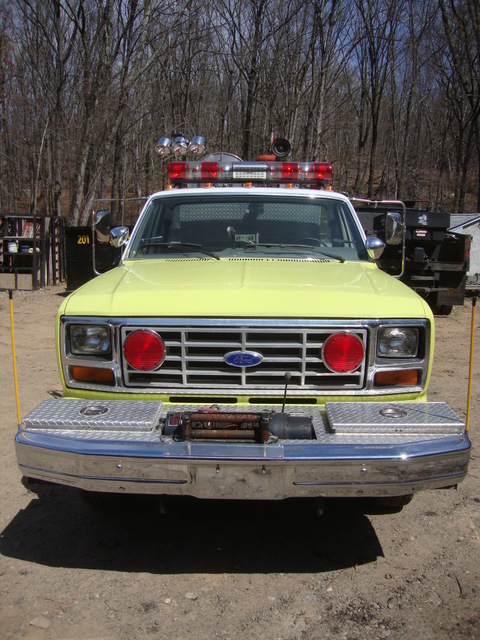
[{"left": 15, "top": 399, "right": 471, "bottom": 500}]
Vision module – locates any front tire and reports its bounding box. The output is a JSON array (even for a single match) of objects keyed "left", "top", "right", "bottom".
[
  {"left": 79, "top": 489, "right": 125, "bottom": 508},
  {"left": 368, "top": 495, "right": 413, "bottom": 511}
]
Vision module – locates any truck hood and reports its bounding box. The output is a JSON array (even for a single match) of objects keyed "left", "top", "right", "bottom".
[{"left": 61, "top": 257, "right": 429, "bottom": 319}]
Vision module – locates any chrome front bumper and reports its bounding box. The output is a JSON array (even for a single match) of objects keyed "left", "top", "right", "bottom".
[{"left": 15, "top": 399, "right": 471, "bottom": 500}]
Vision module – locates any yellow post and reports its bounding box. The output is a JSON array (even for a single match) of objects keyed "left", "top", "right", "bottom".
[
  {"left": 9, "top": 290, "right": 22, "bottom": 427},
  {"left": 466, "top": 295, "right": 477, "bottom": 432}
]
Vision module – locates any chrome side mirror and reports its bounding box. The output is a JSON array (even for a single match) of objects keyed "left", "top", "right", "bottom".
[
  {"left": 110, "top": 226, "right": 129, "bottom": 248},
  {"left": 384, "top": 211, "right": 404, "bottom": 245},
  {"left": 365, "top": 235, "right": 385, "bottom": 260},
  {"left": 93, "top": 210, "right": 112, "bottom": 244}
]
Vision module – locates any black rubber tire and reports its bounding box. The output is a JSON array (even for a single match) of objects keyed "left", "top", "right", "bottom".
[
  {"left": 369, "top": 495, "right": 413, "bottom": 511},
  {"left": 79, "top": 489, "right": 125, "bottom": 508},
  {"left": 437, "top": 304, "right": 453, "bottom": 316},
  {"left": 427, "top": 297, "right": 453, "bottom": 316}
]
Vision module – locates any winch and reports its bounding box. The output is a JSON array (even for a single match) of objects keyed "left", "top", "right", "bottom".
[{"left": 163, "top": 409, "right": 314, "bottom": 442}]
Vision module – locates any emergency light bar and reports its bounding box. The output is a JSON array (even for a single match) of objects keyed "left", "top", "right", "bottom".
[{"left": 167, "top": 160, "right": 333, "bottom": 187}]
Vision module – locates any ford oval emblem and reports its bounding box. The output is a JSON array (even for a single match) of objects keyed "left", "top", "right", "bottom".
[{"left": 224, "top": 350, "right": 263, "bottom": 368}]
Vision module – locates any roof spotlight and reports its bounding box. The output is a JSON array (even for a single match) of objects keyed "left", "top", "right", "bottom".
[
  {"left": 155, "top": 137, "right": 172, "bottom": 156},
  {"left": 171, "top": 135, "right": 188, "bottom": 155},
  {"left": 188, "top": 135, "right": 206, "bottom": 155}
]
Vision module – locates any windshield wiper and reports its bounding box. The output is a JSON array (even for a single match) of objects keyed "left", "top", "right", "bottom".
[
  {"left": 243, "top": 241, "right": 345, "bottom": 263},
  {"left": 138, "top": 239, "right": 220, "bottom": 260}
]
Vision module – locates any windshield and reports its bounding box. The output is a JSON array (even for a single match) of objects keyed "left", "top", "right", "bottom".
[{"left": 126, "top": 193, "right": 368, "bottom": 261}]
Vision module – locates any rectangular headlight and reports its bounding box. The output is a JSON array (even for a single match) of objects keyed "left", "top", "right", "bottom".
[
  {"left": 377, "top": 327, "right": 418, "bottom": 358},
  {"left": 70, "top": 325, "right": 111, "bottom": 355}
]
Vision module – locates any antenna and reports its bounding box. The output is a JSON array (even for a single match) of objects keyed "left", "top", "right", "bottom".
[{"left": 282, "top": 372, "right": 291, "bottom": 413}]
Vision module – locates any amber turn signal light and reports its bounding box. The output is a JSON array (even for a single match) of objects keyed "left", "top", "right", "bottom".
[
  {"left": 71, "top": 366, "right": 115, "bottom": 386},
  {"left": 374, "top": 369, "right": 419, "bottom": 387}
]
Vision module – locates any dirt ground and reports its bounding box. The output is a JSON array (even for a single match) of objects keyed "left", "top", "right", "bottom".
[{"left": 0, "top": 285, "right": 479, "bottom": 640}]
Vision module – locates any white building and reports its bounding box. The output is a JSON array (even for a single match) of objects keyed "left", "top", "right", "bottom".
[{"left": 449, "top": 213, "right": 480, "bottom": 286}]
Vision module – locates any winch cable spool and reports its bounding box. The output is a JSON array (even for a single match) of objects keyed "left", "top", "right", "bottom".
[
  {"left": 466, "top": 294, "right": 477, "bottom": 432},
  {"left": 8, "top": 290, "right": 22, "bottom": 427}
]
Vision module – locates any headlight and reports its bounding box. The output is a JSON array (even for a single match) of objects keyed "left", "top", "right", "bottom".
[
  {"left": 377, "top": 327, "right": 418, "bottom": 358},
  {"left": 70, "top": 325, "right": 111, "bottom": 355}
]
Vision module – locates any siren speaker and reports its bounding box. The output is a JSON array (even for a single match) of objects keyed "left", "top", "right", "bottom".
[{"left": 271, "top": 138, "right": 291, "bottom": 158}]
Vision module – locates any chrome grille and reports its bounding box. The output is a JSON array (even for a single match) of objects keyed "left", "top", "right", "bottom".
[{"left": 121, "top": 325, "right": 368, "bottom": 393}]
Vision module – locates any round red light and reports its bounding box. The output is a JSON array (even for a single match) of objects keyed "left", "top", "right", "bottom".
[
  {"left": 322, "top": 332, "right": 364, "bottom": 373},
  {"left": 123, "top": 330, "right": 165, "bottom": 371}
]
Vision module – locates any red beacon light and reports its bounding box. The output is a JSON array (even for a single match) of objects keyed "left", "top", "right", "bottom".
[
  {"left": 200, "top": 162, "right": 218, "bottom": 180},
  {"left": 167, "top": 161, "right": 221, "bottom": 184},
  {"left": 310, "top": 162, "right": 333, "bottom": 183},
  {"left": 167, "top": 159, "right": 332, "bottom": 188},
  {"left": 280, "top": 162, "right": 299, "bottom": 180},
  {"left": 168, "top": 162, "right": 188, "bottom": 182}
]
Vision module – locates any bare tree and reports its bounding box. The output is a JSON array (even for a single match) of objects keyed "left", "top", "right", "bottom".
[
  {"left": 12, "top": 1, "right": 80, "bottom": 217},
  {"left": 352, "top": 0, "right": 402, "bottom": 197},
  {"left": 0, "top": 5, "right": 16, "bottom": 212},
  {"left": 300, "top": 0, "right": 350, "bottom": 161},
  {"left": 390, "top": 0, "right": 437, "bottom": 200},
  {"left": 438, "top": 0, "right": 480, "bottom": 212},
  {"left": 0, "top": 0, "right": 478, "bottom": 221},
  {"left": 215, "top": 0, "right": 299, "bottom": 158},
  {"left": 65, "top": 0, "right": 193, "bottom": 224}
]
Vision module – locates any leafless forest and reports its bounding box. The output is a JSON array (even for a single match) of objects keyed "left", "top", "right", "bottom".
[{"left": 0, "top": 0, "right": 479, "bottom": 226}]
